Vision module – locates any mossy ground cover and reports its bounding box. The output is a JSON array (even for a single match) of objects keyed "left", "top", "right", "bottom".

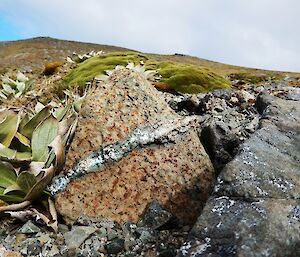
[
  {"left": 63, "top": 51, "right": 231, "bottom": 94},
  {"left": 146, "top": 61, "right": 231, "bottom": 93},
  {"left": 63, "top": 52, "right": 149, "bottom": 86}
]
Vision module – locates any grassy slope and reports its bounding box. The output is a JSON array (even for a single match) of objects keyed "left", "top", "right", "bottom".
[
  {"left": 0, "top": 37, "right": 130, "bottom": 74},
  {"left": 0, "top": 37, "right": 299, "bottom": 80}
]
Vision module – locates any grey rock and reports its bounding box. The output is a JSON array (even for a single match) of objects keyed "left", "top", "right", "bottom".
[
  {"left": 42, "top": 243, "right": 60, "bottom": 257},
  {"left": 216, "top": 124, "right": 300, "bottom": 199},
  {"left": 63, "top": 226, "right": 97, "bottom": 249},
  {"left": 179, "top": 197, "right": 300, "bottom": 257},
  {"left": 163, "top": 89, "right": 259, "bottom": 172},
  {"left": 124, "top": 234, "right": 136, "bottom": 251},
  {"left": 58, "top": 224, "right": 69, "bottom": 233},
  {"left": 122, "top": 221, "right": 137, "bottom": 235},
  {"left": 18, "top": 220, "right": 41, "bottom": 234},
  {"left": 179, "top": 93, "right": 300, "bottom": 257},
  {"left": 138, "top": 229, "right": 156, "bottom": 243},
  {"left": 107, "top": 228, "right": 118, "bottom": 240},
  {"left": 97, "top": 227, "right": 107, "bottom": 237}
]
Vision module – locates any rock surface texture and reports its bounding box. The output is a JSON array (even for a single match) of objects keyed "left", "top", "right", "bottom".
[
  {"left": 52, "top": 68, "right": 215, "bottom": 225},
  {"left": 178, "top": 89, "right": 300, "bottom": 257},
  {"left": 1, "top": 76, "right": 299, "bottom": 256}
]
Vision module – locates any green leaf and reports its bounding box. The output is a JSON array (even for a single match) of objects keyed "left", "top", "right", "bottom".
[
  {"left": 3, "top": 184, "right": 21, "bottom": 194},
  {"left": 2, "top": 84, "right": 15, "bottom": 94},
  {"left": 0, "top": 191, "right": 25, "bottom": 203},
  {"left": 2, "top": 77, "right": 16, "bottom": 86},
  {"left": 16, "top": 81, "right": 25, "bottom": 93},
  {"left": 0, "top": 110, "right": 20, "bottom": 147},
  {"left": 20, "top": 106, "right": 51, "bottom": 139},
  {"left": 53, "top": 105, "right": 70, "bottom": 121},
  {"left": 15, "top": 132, "right": 31, "bottom": 147},
  {"left": 18, "top": 113, "right": 30, "bottom": 133},
  {"left": 34, "top": 102, "right": 45, "bottom": 114},
  {"left": 17, "top": 171, "right": 37, "bottom": 193},
  {"left": 0, "top": 144, "right": 32, "bottom": 163},
  {"left": 73, "top": 96, "right": 85, "bottom": 112},
  {"left": 16, "top": 72, "right": 28, "bottom": 83},
  {"left": 10, "top": 136, "right": 31, "bottom": 153},
  {"left": 0, "top": 161, "right": 17, "bottom": 188},
  {"left": 0, "top": 91, "right": 7, "bottom": 99},
  {"left": 31, "top": 115, "right": 58, "bottom": 162},
  {"left": 24, "top": 166, "right": 55, "bottom": 201}
]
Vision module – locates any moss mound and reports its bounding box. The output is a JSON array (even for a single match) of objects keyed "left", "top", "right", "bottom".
[
  {"left": 146, "top": 61, "right": 231, "bottom": 93},
  {"left": 63, "top": 51, "right": 148, "bottom": 86},
  {"left": 63, "top": 51, "right": 231, "bottom": 94}
]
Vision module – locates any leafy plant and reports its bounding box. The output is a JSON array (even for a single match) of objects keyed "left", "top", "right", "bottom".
[
  {"left": 126, "top": 62, "right": 161, "bottom": 81},
  {"left": 0, "top": 99, "right": 81, "bottom": 212},
  {"left": 94, "top": 62, "right": 160, "bottom": 83},
  {"left": 69, "top": 50, "right": 105, "bottom": 63},
  {"left": 0, "top": 72, "right": 33, "bottom": 101}
]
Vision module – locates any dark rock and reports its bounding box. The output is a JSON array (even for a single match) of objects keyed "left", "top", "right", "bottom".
[
  {"left": 137, "top": 200, "right": 176, "bottom": 230},
  {"left": 135, "top": 227, "right": 156, "bottom": 243},
  {"left": 105, "top": 238, "right": 125, "bottom": 254},
  {"left": 163, "top": 89, "right": 259, "bottom": 172},
  {"left": 178, "top": 93, "right": 300, "bottom": 257},
  {"left": 122, "top": 221, "right": 136, "bottom": 235},
  {"left": 27, "top": 240, "right": 42, "bottom": 256},
  {"left": 179, "top": 197, "right": 300, "bottom": 257}
]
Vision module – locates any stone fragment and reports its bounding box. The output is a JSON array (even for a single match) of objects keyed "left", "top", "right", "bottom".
[
  {"left": 18, "top": 221, "right": 40, "bottom": 234},
  {"left": 105, "top": 238, "right": 125, "bottom": 254},
  {"left": 0, "top": 245, "right": 23, "bottom": 257},
  {"left": 137, "top": 200, "right": 174, "bottom": 230},
  {"left": 63, "top": 226, "right": 97, "bottom": 249}
]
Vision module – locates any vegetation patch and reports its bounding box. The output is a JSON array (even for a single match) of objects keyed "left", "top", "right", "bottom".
[
  {"left": 147, "top": 61, "right": 231, "bottom": 93},
  {"left": 63, "top": 51, "right": 149, "bottom": 86},
  {"left": 63, "top": 52, "right": 231, "bottom": 94},
  {"left": 228, "top": 72, "right": 283, "bottom": 84},
  {"left": 43, "top": 61, "right": 65, "bottom": 76}
]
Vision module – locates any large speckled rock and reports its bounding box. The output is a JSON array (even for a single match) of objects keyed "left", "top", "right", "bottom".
[
  {"left": 64, "top": 68, "right": 174, "bottom": 171},
  {"left": 52, "top": 68, "right": 214, "bottom": 225},
  {"left": 178, "top": 93, "right": 300, "bottom": 257}
]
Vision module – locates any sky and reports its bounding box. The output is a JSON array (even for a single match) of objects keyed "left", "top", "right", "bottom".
[{"left": 0, "top": 0, "right": 299, "bottom": 72}]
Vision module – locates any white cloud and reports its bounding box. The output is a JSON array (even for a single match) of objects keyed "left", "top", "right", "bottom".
[{"left": 1, "top": 0, "right": 300, "bottom": 72}]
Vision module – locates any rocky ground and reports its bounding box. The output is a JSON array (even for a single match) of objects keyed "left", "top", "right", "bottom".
[{"left": 0, "top": 67, "right": 299, "bottom": 257}]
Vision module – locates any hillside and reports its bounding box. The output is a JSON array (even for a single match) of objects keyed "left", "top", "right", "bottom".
[{"left": 1, "top": 37, "right": 299, "bottom": 85}]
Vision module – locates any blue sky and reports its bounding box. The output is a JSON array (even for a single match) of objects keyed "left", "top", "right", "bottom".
[
  {"left": 0, "top": 0, "right": 299, "bottom": 72},
  {"left": 0, "top": 16, "right": 22, "bottom": 41}
]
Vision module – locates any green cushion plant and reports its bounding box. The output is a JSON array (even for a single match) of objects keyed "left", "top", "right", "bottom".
[{"left": 63, "top": 51, "right": 231, "bottom": 94}]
